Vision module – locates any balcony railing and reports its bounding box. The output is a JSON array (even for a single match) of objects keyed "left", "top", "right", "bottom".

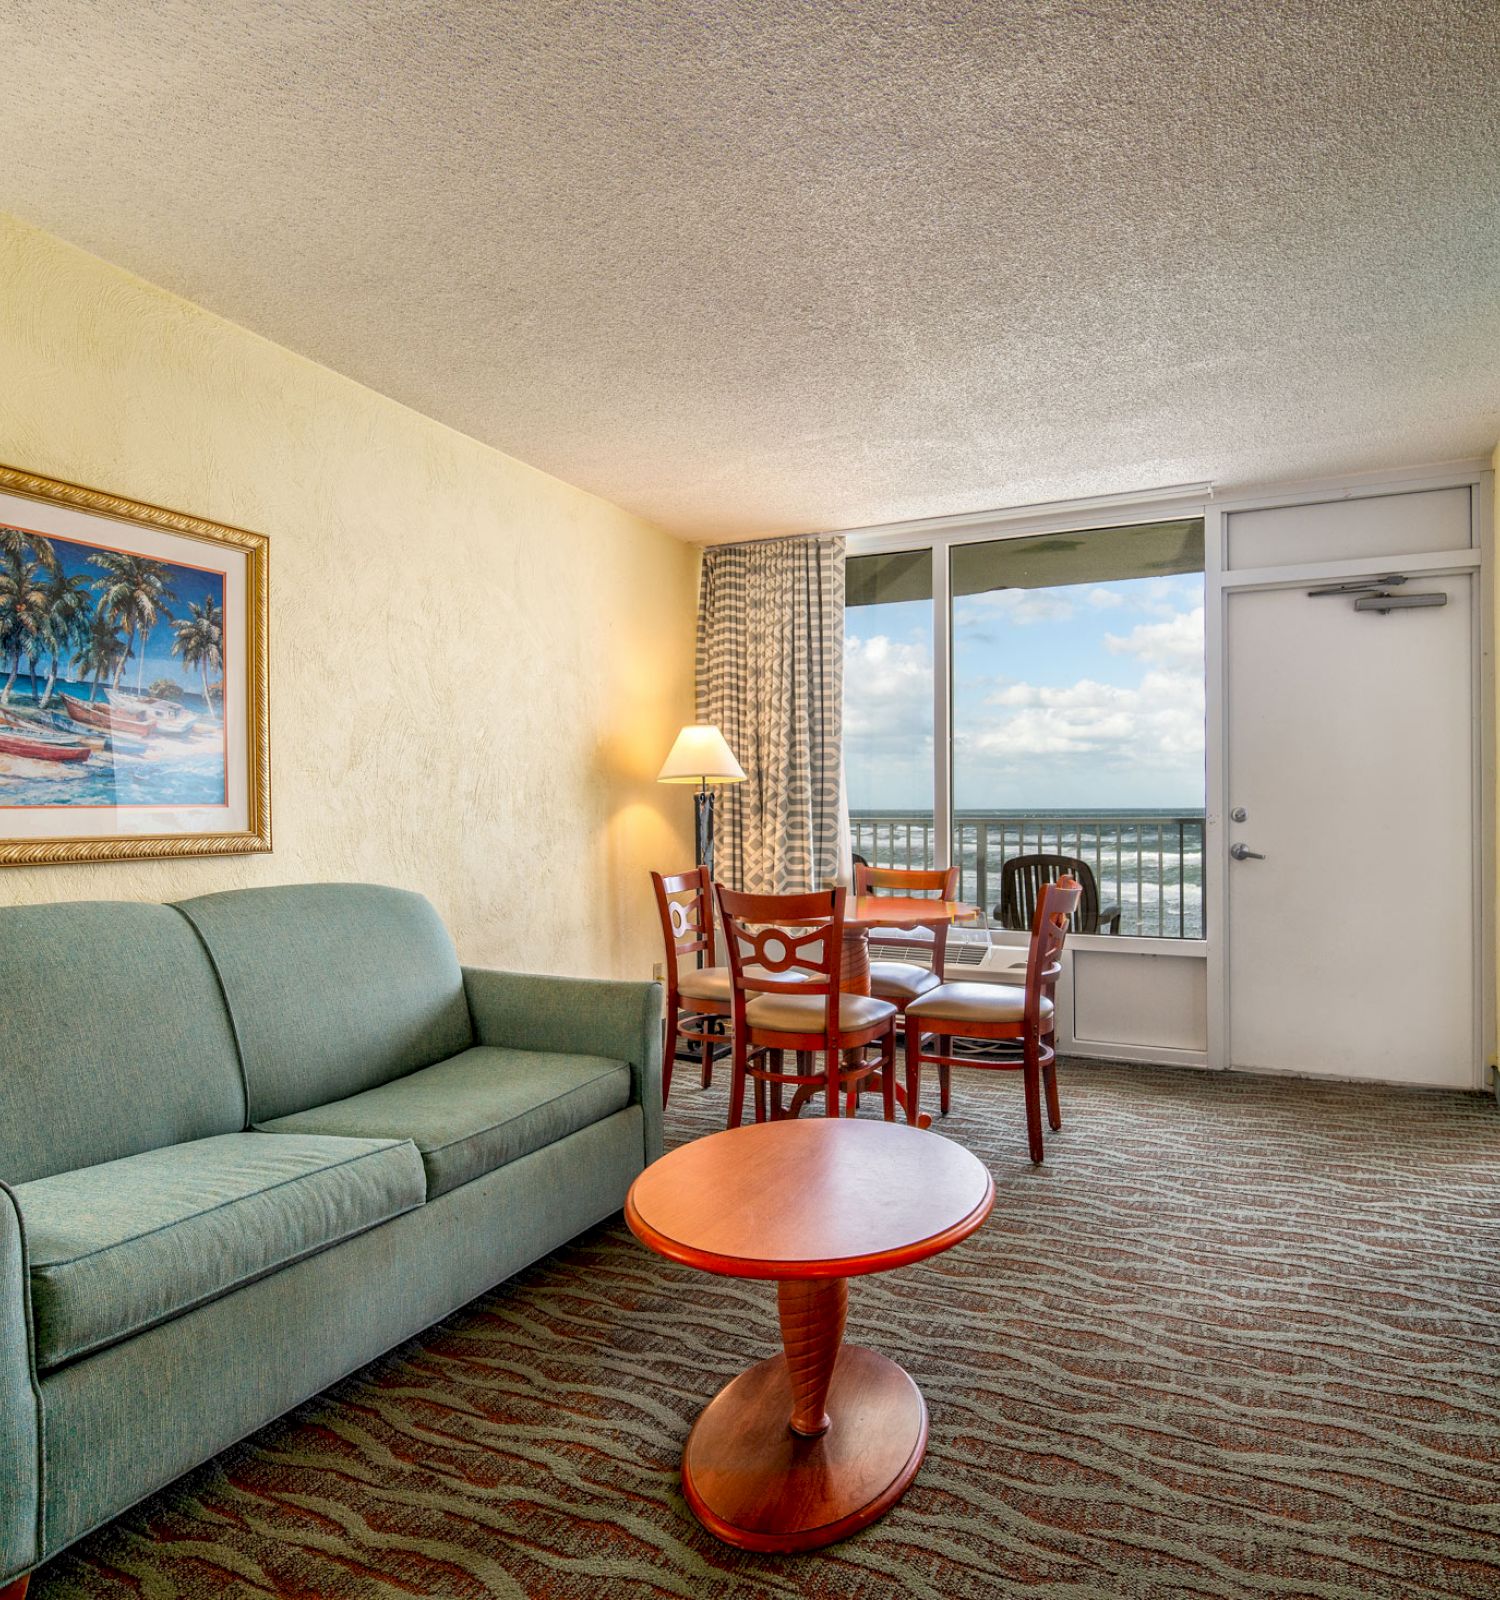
[{"left": 850, "top": 810, "right": 1205, "bottom": 939}]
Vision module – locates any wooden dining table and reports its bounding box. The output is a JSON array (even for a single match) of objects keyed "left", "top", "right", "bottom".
[{"left": 838, "top": 894, "right": 979, "bottom": 994}]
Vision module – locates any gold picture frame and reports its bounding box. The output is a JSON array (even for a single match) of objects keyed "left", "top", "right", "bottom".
[{"left": 0, "top": 463, "right": 269, "bottom": 866}]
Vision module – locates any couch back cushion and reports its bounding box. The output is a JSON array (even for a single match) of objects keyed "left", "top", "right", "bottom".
[
  {"left": 0, "top": 901, "right": 247, "bottom": 1184},
  {"left": 173, "top": 883, "right": 474, "bottom": 1122}
]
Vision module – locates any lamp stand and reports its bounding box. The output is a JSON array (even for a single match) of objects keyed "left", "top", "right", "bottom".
[
  {"left": 692, "top": 784, "right": 723, "bottom": 1071},
  {"left": 695, "top": 782, "right": 715, "bottom": 880}
]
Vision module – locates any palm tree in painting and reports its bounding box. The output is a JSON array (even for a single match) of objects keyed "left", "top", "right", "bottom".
[
  {"left": 0, "top": 539, "right": 55, "bottom": 705},
  {"left": 35, "top": 568, "right": 96, "bottom": 708},
  {"left": 171, "top": 596, "right": 224, "bottom": 720},
  {"left": 0, "top": 527, "right": 60, "bottom": 576},
  {"left": 0, "top": 528, "right": 60, "bottom": 704},
  {"left": 71, "top": 612, "right": 130, "bottom": 702},
  {"left": 89, "top": 551, "right": 177, "bottom": 695}
]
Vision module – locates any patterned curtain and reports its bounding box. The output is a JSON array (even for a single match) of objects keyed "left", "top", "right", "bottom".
[{"left": 695, "top": 536, "right": 849, "bottom": 893}]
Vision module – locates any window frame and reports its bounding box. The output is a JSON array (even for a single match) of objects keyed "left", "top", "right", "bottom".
[{"left": 846, "top": 484, "right": 1213, "bottom": 955}]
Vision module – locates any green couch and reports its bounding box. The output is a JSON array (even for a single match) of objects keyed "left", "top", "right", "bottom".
[{"left": 0, "top": 883, "right": 662, "bottom": 1588}]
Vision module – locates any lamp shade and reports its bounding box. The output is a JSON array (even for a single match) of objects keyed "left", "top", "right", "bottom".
[{"left": 657, "top": 724, "right": 746, "bottom": 785}]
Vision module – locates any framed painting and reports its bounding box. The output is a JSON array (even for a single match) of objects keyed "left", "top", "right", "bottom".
[{"left": 0, "top": 463, "right": 269, "bottom": 866}]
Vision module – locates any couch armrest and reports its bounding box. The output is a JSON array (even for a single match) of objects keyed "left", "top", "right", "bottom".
[
  {"left": 0, "top": 1181, "right": 42, "bottom": 1582},
  {"left": 463, "top": 968, "right": 663, "bottom": 1164}
]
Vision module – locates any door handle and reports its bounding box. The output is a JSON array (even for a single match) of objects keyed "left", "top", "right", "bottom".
[{"left": 1229, "top": 843, "right": 1265, "bottom": 861}]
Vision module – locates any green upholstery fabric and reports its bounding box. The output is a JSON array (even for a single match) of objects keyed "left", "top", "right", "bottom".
[
  {"left": 463, "top": 968, "right": 664, "bottom": 1163},
  {"left": 19, "top": 1133, "right": 425, "bottom": 1371},
  {"left": 174, "top": 884, "right": 474, "bottom": 1122},
  {"left": 0, "top": 1182, "right": 41, "bottom": 1581},
  {"left": 257, "top": 1045, "right": 631, "bottom": 1199},
  {"left": 0, "top": 902, "right": 245, "bottom": 1184},
  {"left": 0, "top": 881, "right": 663, "bottom": 1580},
  {"left": 39, "top": 1108, "right": 645, "bottom": 1560}
]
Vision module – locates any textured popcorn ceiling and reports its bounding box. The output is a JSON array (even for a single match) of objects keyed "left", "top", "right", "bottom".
[{"left": 1, "top": 1, "right": 1496, "bottom": 541}]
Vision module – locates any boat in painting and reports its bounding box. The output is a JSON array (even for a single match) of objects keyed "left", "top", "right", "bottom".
[
  {"left": 0, "top": 705, "right": 151, "bottom": 754},
  {"left": 54, "top": 712, "right": 150, "bottom": 753},
  {"left": 61, "top": 693, "right": 156, "bottom": 735},
  {"left": 0, "top": 724, "right": 91, "bottom": 764},
  {"left": 94, "top": 690, "right": 199, "bottom": 736}
]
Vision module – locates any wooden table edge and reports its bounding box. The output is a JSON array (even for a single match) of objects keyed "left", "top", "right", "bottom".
[{"left": 624, "top": 1173, "right": 995, "bottom": 1280}]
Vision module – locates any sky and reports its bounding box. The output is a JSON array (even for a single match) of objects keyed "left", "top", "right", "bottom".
[{"left": 845, "top": 573, "right": 1205, "bottom": 811}]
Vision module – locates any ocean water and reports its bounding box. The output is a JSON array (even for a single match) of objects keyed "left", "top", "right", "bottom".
[
  {"left": 851, "top": 808, "right": 1206, "bottom": 938},
  {"left": 0, "top": 679, "right": 226, "bottom": 809}
]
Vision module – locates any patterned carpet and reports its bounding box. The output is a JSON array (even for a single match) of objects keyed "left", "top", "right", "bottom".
[{"left": 34, "top": 1062, "right": 1500, "bottom": 1600}]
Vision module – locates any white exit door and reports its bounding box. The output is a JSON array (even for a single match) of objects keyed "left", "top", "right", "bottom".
[{"left": 1224, "top": 570, "right": 1479, "bottom": 1086}]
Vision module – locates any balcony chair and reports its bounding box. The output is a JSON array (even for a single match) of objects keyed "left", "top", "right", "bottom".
[
  {"left": 855, "top": 862, "right": 961, "bottom": 1015},
  {"left": 651, "top": 866, "right": 732, "bottom": 1106},
  {"left": 716, "top": 884, "right": 898, "bottom": 1126},
  {"left": 995, "top": 852, "right": 1119, "bottom": 934},
  {"left": 905, "top": 877, "right": 1082, "bottom": 1163}
]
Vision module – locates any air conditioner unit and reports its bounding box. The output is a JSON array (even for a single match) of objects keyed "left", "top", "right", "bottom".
[{"left": 867, "top": 926, "right": 1029, "bottom": 986}]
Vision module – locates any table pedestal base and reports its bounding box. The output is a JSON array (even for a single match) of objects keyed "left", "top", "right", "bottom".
[{"left": 681, "top": 1342, "right": 928, "bottom": 1552}]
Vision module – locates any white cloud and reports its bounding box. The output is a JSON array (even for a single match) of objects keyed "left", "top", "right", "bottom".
[
  {"left": 843, "top": 632, "right": 932, "bottom": 757},
  {"left": 1106, "top": 605, "right": 1204, "bottom": 668},
  {"left": 1084, "top": 587, "right": 1126, "bottom": 610},
  {"left": 960, "top": 659, "right": 1204, "bottom": 794},
  {"left": 848, "top": 595, "right": 1208, "bottom": 809},
  {"left": 843, "top": 631, "right": 937, "bottom": 807},
  {"left": 956, "top": 587, "right": 1077, "bottom": 627},
  {"left": 1134, "top": 577, "right": 1203, "bottom": 620}
]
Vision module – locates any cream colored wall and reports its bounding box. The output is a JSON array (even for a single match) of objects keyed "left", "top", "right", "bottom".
[{"left": 0, "top": 214, "right": 698, "bottom": 977}]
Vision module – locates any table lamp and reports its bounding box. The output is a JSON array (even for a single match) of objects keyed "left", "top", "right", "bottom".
[{"left": 657, "top": 723, "right": 746, "bottom": 879}]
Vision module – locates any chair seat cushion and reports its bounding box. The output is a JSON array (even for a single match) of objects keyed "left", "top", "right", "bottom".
[
  {"left": 868, "top": 961, "right": 942, "bottom": 1003},
  {"left": 18, "top": 1132, "right": 425, "bottom": 1371},
  {"left": 904, "top": 982, "right": 1055, "bottom": 1026},
  {"left": 677, "top": 965, "right": 795, "bottom": 1004},
  {"left": 676, "top": 965, "right": 734, "bottom": 1003},
  {"left": 256, "top": 1045, "right": 632, "bottom": 1200},
  {"left": 745, "top": 991, "right": 896, "bottom": 1035}
]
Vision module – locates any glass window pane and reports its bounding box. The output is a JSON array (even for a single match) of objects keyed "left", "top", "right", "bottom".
[
  {"left": 950, "top": 520, "right": 1205, "bottom": 938},
  {"left": 844, "top": 550, "right": 935, "bottom": 871}
]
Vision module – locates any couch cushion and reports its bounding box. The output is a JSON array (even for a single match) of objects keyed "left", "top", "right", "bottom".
[
  {"left": 255, "top": 1046, "right": 632, "bottom": 1199},
  {"left": 174, "top": 883, "right": 474, "bottom": 1122},
  {"left": 0, "top": 901, "right": 246, "bottom": 1184},
  {"left": 18, "top": 1132, "right": 425, "bottom": 1370}
]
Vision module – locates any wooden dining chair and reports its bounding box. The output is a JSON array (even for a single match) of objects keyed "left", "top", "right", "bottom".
[
  {"left": 715, "top": 884, "right": 898, "bottom": 1126},
  {"left": 903, "top": 877, "right": 1081, "bottom": 1162},
  {"left": 651, "top": 867, "right": 734, "bottom": 1106},
  {"left": 855, "top": 862, "right": 961, "bottom": 1012}
]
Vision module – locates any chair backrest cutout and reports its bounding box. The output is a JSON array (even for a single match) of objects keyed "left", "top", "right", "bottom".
[
  {"left": 715, "top": 885, "right": 845, "bottom": 1036},
  {"left": 651, "top": 867, "right": 716, "bottom": 989}
]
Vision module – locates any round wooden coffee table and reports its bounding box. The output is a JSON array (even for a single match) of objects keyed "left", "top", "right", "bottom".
[{"left": 625, "top": 1118, "right": 994, "bottom": 1552}]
